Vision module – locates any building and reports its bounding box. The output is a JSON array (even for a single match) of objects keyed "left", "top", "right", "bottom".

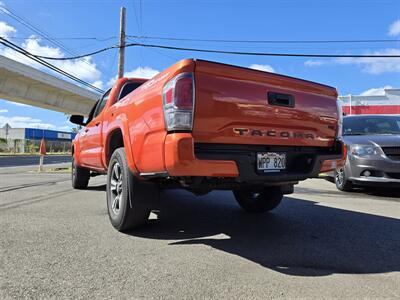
[
  {"left": 338, "top": 88, "right": 400, "bottom": 115},
  {"left": 0, "top": 124, "right": 76, "bottom": 153}
]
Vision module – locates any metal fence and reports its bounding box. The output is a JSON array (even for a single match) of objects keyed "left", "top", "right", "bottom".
[{"left": 0, "top": 138, "right": 72, "bottom": 154}]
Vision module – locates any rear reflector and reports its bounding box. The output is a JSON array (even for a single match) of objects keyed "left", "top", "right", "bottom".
[{"left": 165, "top": 88, "right": 173, "bottom": 105}]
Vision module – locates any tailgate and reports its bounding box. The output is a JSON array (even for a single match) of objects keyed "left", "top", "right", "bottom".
[{"left": 192, "top": 60, "right": 339, "bottom": 147}]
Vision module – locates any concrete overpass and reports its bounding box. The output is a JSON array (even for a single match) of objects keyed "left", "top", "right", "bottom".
[{"left": 0, "top": 55, "right": 99, "bottom": 116}]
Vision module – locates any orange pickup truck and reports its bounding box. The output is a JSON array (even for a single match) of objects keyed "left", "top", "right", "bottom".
[{"left": 70, "top": 59, "right": 344, "bottom": 231}]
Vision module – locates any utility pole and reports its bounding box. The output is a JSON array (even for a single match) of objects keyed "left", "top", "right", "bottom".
[{"left": 117, "top": 6, "right": 126, "bottom": 79}]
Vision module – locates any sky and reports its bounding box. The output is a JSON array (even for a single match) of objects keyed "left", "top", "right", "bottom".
[{"left": 0, "top": 0, "right": 399, "bottom": 131}]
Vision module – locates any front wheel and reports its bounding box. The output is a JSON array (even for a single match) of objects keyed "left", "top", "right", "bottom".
[
  {"left": 107, "top": 148, "right": 151, "bottom": 231},
  {"left": 233, "top": 187, "right": 283, "bottom": 213},
  {"left": 71, "top": 156, "right": 90, "bottom": 189},
  {"left": 334, "top": 167, "right": 353, "bottom": 191}
]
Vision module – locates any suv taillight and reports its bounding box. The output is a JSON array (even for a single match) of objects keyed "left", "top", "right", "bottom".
[{"left": 162, "top": 73, "right": 195, "bottom": 131}]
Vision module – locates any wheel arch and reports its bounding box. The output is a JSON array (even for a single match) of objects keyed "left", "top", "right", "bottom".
[
  {"left": 71, "top": 140, "right": 82, "bottom": 166},
  {"left": 104, "top": 126, "right": 138, "bottom": 173}
]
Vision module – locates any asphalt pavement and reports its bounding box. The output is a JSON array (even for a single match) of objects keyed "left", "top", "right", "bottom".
[
  {"left": 0, "top": 155, "right": 71, "bottom": 167},
  {"left": 0, "top": 166, "right": 399, "bottom": 299}
]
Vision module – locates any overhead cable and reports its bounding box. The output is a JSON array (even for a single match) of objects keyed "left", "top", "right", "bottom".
[
  {"left": 6, "top": 40, "right": 399, "bottom": 61},
  {"left": 0, "top": 37, "right": 105, "bottom": 94}
]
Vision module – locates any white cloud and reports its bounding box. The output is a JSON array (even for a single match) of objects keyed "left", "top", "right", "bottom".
[
  {"left": 388, "top": 19, "right": 400, "bottom": 37},
  {"left": 336, "top": 48, "right": 400, "bottom": 74},
  {"left": 249, "top": 64, "right": 275, "bottom": 73},
  {"left": 10, "top": 102, "right": 30, "bottom": 107},
  {"left": 107, "top": 66, "right": 159, "bottom": 87},
  {"left": 125, "top": 66, "right": 160, "bottom": 79},
  {"left": 0, "top": 115, "right": 55, "bottom": 129},
  {"left": 304, "top": 60, "right": 329, "bottom": 67},
  {"left": 22, "top": 38, "right": 101, "bottom": 82},
  {"left": 0, "top": 23, "right": 102, "bottom": 83},
  {"left": 0, "top": 21, "right": 16, "bottom": 38},
  {"left": 0, "top": 109, "right": 8, "bottom": 113},
  {"left": 304, "top": 48, "right": 400, "bottom": 74},
  {"left": 92, "top": 80, "right": 104, "bottom": 90},
  {"left": 360, "top": 85, "right": 393, "bottom": 96},
  {"left": 306, "top": 20, "right": 400, "bottom": 72}
]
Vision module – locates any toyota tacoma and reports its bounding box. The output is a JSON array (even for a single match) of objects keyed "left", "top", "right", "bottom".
[{"left": 70, "top": 59, "right": 344, "bottom": 231}]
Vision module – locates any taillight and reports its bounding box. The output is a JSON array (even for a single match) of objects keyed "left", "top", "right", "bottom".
[
  {"left": 162, "top": 73, "right": 195, "bottom": 131},
  {"left": 336, "top": 99, "right": 343, "bottom": 138}
]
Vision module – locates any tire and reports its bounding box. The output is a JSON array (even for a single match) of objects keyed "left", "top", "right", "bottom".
[
  {"left": 71, "top": 156, "right": 90, "bottom": 189},
  {"left": 107, "top": 148, "right": 151, "bottom": 231},
  {"left": 233, "top": 187, "right": 283, "bottom": 213},
  {"left": 334, "top": 167, "right": 353, "bottom": 191}
]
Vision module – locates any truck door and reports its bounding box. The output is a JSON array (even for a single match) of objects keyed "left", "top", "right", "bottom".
[{"left": 80, "top": 90, "right": 110, "bottom": 169}]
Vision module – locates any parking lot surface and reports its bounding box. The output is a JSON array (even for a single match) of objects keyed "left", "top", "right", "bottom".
[{"left": 1, "top": 165, "right": 399, "bottom": 299}]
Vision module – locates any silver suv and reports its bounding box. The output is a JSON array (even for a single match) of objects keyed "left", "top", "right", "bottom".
[{"left": 335, "top": 115, "right": 400, "bottom": 191}]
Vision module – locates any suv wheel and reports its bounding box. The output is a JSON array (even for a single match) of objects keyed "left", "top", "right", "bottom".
[
  {"left": 335, "top": 167, "right": 353, "bottom": 191},
  {"left": 107, "top": 148, "right": 151, "bottom": 231},
  {"left": 233, "top": 187, "right": 283, "bottom": 213},
  {"left": 71, "top": 156, "right": 90, "bottom": 189}
]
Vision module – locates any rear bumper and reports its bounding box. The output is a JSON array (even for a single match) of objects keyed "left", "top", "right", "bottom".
[
  {"left": 164, "top": 133, "right": 343, "bottom": 182},
  {"left": 164, "top": 133, "right": 239, "bottom": 177}
]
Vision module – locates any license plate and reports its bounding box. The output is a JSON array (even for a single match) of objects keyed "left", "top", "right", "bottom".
[{"left": 257, "top": 152, "right": 286, "bottom": 172}]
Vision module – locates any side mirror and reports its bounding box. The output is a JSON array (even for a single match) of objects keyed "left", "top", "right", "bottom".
[{"left": 69, "top": 115, "right": 85, "bottom": 126}]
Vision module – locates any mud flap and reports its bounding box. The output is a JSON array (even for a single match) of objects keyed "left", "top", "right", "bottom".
[
  {"left": 280, "top": 184, "right": 294, "bottom": 195},
  {"left": 128, "top": 170, "right": 160, "bottom": 209}
]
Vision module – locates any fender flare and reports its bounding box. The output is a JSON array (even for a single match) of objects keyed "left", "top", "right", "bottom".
[
  {"left": 104, "top": 115, "right": 139, "bottom": 174},
  {"left": 71, "top": 140, "right": 82, "bottom": 166}
]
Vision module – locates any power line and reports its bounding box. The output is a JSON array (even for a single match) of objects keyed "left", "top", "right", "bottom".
[
  {"left": 6, "top": 36, "right": 118, "bottom": 41},
  {"left": 131, "top": 1, "right": 141, "bottom": 33},
  {"left": 5, "top": 35, "right": 397, "bottom": 44},
  {"left": 1, "top": 7, "right": 84, "bottom": 58},
  {"left": 126, "top": 35, "right": 400, "bottom": 44},
  {"left": 129, "top": 43, "right": 400, "bottom": 58},
  {"left": 7, "top": 40, "right": 399, "bottom": 60},
  {"left": 132, "top": 0, "right": 144, "bottom": 67},
  {"left": 130, "top": 37, "right": 179, "bottom": 62},
  {"left": 139, "top": 0, "right": 143, "bottom": 34},
  {"left": 0, "top": 5, "right": 114, "bottom": 78},
  {"left": 0, "top": 37, "right": 104, "bottom": 94}
]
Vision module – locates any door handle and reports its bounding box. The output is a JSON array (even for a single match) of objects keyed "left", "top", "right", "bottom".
[
  {"left": 95, "top": 122, "right": 100, "bottom": 127},
  {"left": 84, "top": 128, "right": 89, "bottom": 133},
  {"left": 268, "top": 92, "right": 295, "bottom": 108}
]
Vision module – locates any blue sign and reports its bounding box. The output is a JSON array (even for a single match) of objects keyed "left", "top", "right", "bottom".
[{"left": 25, "top": 128, "right": 76, "bottom": 141}]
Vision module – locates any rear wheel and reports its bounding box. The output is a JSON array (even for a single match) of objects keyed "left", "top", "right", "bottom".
[
  {"left": 233, "top": 187, "right": 283, "bottom": 213},
  {"left": 107, "top": 148, "right": 151, "bottom": 231},
  {"left": 335, "top": 167, "right": 353, "bottom": 191},
  {"left": 71, "top": 156, "right": 90, "bottom": 189}
]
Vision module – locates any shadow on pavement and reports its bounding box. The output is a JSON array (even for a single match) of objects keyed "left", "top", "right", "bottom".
[
  {"left": 363, "top": 187, "right": 400, "bottom": 198},
  {"left": 85, "top": 184, "right": 107, "bottom": 191},
  {"left": 318, "top": 177, "right": 400, "bottom": 199},
  {"left": 127, "top": 189, "right": 400, "bottom": 277}
]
